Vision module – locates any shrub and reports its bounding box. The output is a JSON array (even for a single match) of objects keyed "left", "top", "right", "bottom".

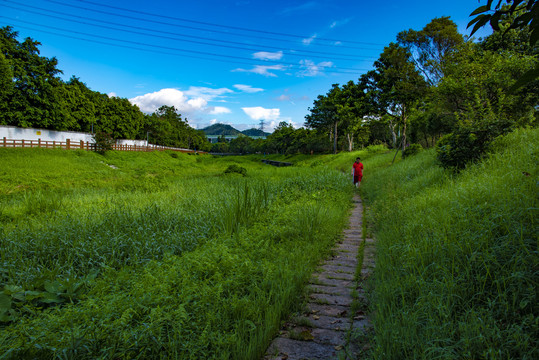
[
  {"left": 92, "top": 131, "right": 115, "bottom": 155},
  {"left": 402, "top": 143, "right": 422, "bottom": 158},
  {"left": 436, "top": 118, "right": 512, "bottom": 169},
  {"left": 224, "top": 164, "right": 247, "bottom": 176}
]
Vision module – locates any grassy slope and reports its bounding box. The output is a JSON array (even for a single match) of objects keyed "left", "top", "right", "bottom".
[
  {"left": 0, "top": 148, "right": 357, "bottom": 359},
  {"left": 361, "top": 128, "right": 538, "bottom": 359}
]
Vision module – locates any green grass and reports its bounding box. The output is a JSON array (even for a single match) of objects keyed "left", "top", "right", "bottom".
[
  {"left": 0, "top": 148, "right": 355, "bottom": 359},
  {"left": 360, "top": 127, "right": 538, "bottom": 359}
]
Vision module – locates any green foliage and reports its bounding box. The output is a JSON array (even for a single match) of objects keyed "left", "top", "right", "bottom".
[
  {"left": 224, "top": 164, "right": 247, "bottom": 176},
  {"left": 0, "top": 148, "right": 353, "bottom": 359},
  {"left": 92, "top": 130, "right": 115, "bottom": 154},
  {"left": 402, "top": 143, "right": 423, "bottom": 158},
  {"left": 361, "top": 128, "right": 539, "bottom": 359}
]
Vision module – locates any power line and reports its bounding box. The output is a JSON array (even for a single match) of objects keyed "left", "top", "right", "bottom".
[
  {"left": 20, "top": 0, "right": 382, "bottom": 52},
  {"left": 1, "top": 2, "right": 378, "bottom": 61},
  {"left": 1, "top": 17, "right": 371, "bottom": 75},
  {"left": 61, "top": 0, "right": 385, "bottom": 47}
]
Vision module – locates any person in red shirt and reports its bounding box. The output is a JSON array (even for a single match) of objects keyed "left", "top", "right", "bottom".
[{"left": 352, "top": 157, "right": 363, "bottom": 188}]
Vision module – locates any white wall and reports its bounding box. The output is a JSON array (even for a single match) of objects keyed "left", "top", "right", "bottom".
[
  {"left": 0, "top": 126, "right": 149, "bottom": 146},
  {"left": 0, "top": 125, "right": 94, "bottom": 143}
]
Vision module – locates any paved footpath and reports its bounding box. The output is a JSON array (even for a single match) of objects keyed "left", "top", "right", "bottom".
[{"left": 264, "top": 194, "right": 375, "bottom": 360}]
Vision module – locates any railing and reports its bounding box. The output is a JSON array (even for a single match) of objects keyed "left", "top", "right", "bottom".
[{"left": 0, "top": 137, "right": 204, "bottom": 153}]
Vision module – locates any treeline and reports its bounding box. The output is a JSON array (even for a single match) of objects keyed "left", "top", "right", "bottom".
[
  {"left": 0, "top": 26, "right": 211, "bottom": 151},
  {"left": 302, "top": 9, "right": 538, "bottom": 168}
]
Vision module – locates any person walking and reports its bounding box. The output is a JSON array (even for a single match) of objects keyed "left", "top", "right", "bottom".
[{"left": 352, "top": 157, "right": 363, "bottom": 188}]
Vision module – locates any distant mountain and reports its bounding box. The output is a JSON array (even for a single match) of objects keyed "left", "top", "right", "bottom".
[
  {"left": 200, "top": 123, "right": 241, "bottom": 136},
  {"left": 201, "top": 123, "right": 270, "bottom": 136},
  {"left": 241, "top": 128, "right": 270, "bottom": 137}
]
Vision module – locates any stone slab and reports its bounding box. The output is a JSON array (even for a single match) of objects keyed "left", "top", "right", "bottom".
[{"left": 264, "top": 337, "right": 338, "bottom": 360}]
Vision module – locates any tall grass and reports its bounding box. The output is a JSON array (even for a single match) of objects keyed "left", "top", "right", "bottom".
[
  {"left": 361, "top": 128, "right": 538, "bottom": 359},
  {"left": 0, "top": 148, "right": 354, "bottom": 359}
]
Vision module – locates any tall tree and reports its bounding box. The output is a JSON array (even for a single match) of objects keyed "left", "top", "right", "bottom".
[
  {"left": 365, "top": 43, "right": 428, "bottom": 153},
  {"left": 0, "top": 53, "right": 13, "bottom": 125},
  {"left": 0, "top": 26, "right": 65, "bottom": 128},
  {"left": 305, "top": 84, "right": 342, "bottom": 153},
  {"left": 397, "top": 17, "right": 464, "bottom": 85}
]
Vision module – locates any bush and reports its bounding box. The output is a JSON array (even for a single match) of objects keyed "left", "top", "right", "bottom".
[
  {"left": 436, "top": 117, "right": 512, "bottom": 169},
  {"left": 402, "top": 143, "right": 422, "bottom": 158},
  {"left": 92, "top": 131, "right": 115, "bottom": 155},
  {"left": 224, "top": 164, "right": 247, "bottom": 176}
]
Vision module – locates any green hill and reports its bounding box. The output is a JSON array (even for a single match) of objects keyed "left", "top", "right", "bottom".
[
  {"left": 241, "top": 128, "right": 270, "bottom": 137},
  {"left": 200, "top": 123, "right": 241, "bottom": 136}
]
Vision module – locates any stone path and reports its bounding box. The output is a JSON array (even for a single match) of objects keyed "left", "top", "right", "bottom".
[{"left": 264, "top": 194, "right": 375, "bottom": 360}]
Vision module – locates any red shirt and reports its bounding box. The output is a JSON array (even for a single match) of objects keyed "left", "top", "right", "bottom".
[{"left": 353, "top": 162, "right": 363, "bottom": 177}]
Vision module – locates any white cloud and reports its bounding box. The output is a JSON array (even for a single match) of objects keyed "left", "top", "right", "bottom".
[
  {"left": 329, "top": 18, "right": 351, "bottom": 29},
  {"left": 184, "top": 86, "right": 233, "bottom": 100},
  {"left": 298, "top": 60, "right": 334, "bottom": 77},
  {"left": 303, "top": 34, "right": 317, "bottom": 45},
  {"left": 276, "top": 94, "right": 291, "bottom": 101},
  {"left": 253, "top": 51, "right": 283, "bottom": 60},
  {"left": 234, "top": 84, "right": 264, "bottom": 93},
  {"left": 209, "top": 106, "right": 231, "bottom": 115},
  {"left": 233, "top": 65, "right": 286, "bottom": 77},
  {"left": 129, "top": 88, "right": 233, "bottom": 121},
  {"left": 281, "top": 2, "right": 316, "bottom": 15},
  {"left": 242, "top": 107, "right": 281, "bottom": 121},
  {"left": 108, "top": 92, "right": 117, "bottom": 98},
  {"left": 187, "top": 97, "right": 208, "bottom": 109}
]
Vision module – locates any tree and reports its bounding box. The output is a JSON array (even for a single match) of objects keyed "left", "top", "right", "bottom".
[
  {"left": 0, "top": 53, "right": 13, "bottom": 124},
  {"left": 468, "top": 0, "right": 539, "bottom": 87},
  {"left": 265, "top": 121, "right": 295, "bottom": 154},
  {"left": 0, "top": 26, "right": 65, "bottom": 129},
  {"left": 305, "top": 84, "right": 342, "bottom": 153},
  {"left": 397, "top": 17, "right": 464, "bottom": 85},
  {"left": 365, "top": 43, "right": 428, "bottom": 153}
]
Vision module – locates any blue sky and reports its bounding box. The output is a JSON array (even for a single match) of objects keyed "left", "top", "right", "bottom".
[{"left": 1, "top": 0, "right": 492, "bottom": 132}]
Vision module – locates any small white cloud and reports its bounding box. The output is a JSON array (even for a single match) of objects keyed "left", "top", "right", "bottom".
[
  {"left": 303, "top": 34, "right": 317, "bottom": 45},
  {"left": 276, "top": 94, "right": 291, "bottom": 101},
  {"left": 108, "top": 92, "right": 117, "bottom": 98},
  {"left": 329, "top": 18, "right": 351, "bottom": 29},
  {"left": 233, "top": 65, "right": 286, "bottom": 77},
  {"left": 209, "top": 106, "right": 231, "bottom": 115},
  {"left": 242, "top": 107, "right": 281, "bottom": 121},
  {"left": 184, "top": 86, "right": 233, "bottom": 100},
  {"left": 210, "top": 119, "right": 218, "bottom": 125},
  {"left": 234, "top": 84, "right": 264, "bottom": 93},
  {"left": 298, "top": 60, "right": 334, "bottom": 77},
  {"left": 253, "top": 51, "right": 283, "bottom": 60}
]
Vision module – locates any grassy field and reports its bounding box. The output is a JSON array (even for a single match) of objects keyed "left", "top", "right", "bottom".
[
  {"left": 1, "top": 130, "right": 536, "bottom": 359},
  {"left": 360, "top": 128, "right": 538, "bottom": 359},
  {"left": 0, "top": 148, "right": 367, "bottom": 359}
]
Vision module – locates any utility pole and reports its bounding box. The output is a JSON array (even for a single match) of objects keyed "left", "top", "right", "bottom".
[{"left": 259, "top": 119, "right": 265, "bottom": 132}]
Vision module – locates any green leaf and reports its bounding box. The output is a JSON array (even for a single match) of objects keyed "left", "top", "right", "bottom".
[
  {"left": 3, "top": 285, "right": 23, "bottom": 294},
  {"left": 40, "top": 292, "right": 63, "bottom": 304},
  {"left": 0, "top": 294, "right": 11, "bottom": 310},
  {"left": 44, "top": 280, "right": 66, "bottom": 294},
  {"left": 490, "top": 12, "right": 502, "bottom": 31},
  {"left": 470, "top": 15, "right": 491, "bottom": 36},
  {"left": 470, "top": 5, "right": 490, "bottom": 16}
]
